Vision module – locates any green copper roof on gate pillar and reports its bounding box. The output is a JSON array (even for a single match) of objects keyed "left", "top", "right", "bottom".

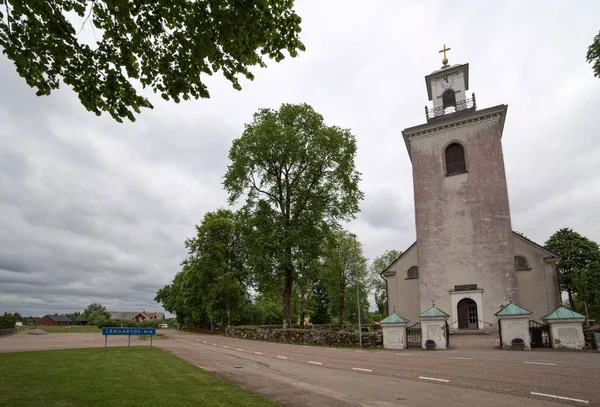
[
  {"left": 494, "top": 303, "right": 532, "bottom": 317},
  {"left": 542, "top": 306, "right": 585, "bottom": 320},
  {"left": 419, "top": 305, "right": 450, "bottom": 318},
  {"left": 379, "top": 313, "right": 410, "bottom": 324}
]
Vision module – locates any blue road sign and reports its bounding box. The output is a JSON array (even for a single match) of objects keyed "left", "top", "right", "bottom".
[{"left": 102, "top": 327, "right": 156, "bottom": 336}]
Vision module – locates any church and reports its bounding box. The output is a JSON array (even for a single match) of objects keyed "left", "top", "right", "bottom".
[{"left": 382, "top": 47, "right": 561, "bottom": 332}]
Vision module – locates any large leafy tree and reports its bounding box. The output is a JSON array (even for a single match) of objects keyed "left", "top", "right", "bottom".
[
  {"left": 545, "top": 228, "right": 600, "bottom": 318},
  {"left": 370, "top": 249, "right": 402, "bottom": 315},
  {"left": 0, "top": 0, "right": 304, "bottom": 122},
  {"left": 156, "top": 209, "right": 250, "bottom": 327},
  {"left": 82, "top": 303, "right": 110, "bottom": 325},
  {"left": 588, "top": 30, "right": 600, "bottom": 78},
  {"left": 224, "top": 103, "right": 363, "bottom": 328}
]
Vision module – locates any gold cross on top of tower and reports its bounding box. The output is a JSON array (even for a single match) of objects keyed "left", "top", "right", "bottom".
[{"left": 439, "top": 44, "right": 451, "bottom": 66}]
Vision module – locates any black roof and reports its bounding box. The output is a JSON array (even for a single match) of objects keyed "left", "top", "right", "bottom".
[
  {"left": 48, "top": 314, "right": 72, "bottom": 322},
  {"left": 75, "top": 318, "right": 88, "bottom": 322}
]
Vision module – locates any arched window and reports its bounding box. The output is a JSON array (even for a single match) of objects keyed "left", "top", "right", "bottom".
[
  {"left": 442, "top": 89, "right": 456, "bottom": 111},
  {"left": 445, "top": 143, "right": 466, "bottom": 175},
  {"left": 515, "top": 256, "right": 529, "bottom": 270},
  {"left": 407, "top": 266, "right": 418, "bottom": 279}
]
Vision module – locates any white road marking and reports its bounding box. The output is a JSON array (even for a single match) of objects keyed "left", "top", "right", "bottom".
[
  {"left": 254, "top": 352, "right": 262, "bottom": 355},
  {"left": 524, "top": 361, "right": 556, "bottom": 366},
  {"left": 195, "top": 340, "right": 199, "bottom": 342},
  {"left": 202, "top": 341, "right": 207, "bottom": 344},
  {"left": 308, "top": 361, "right": 322, "bottom": 365},
  {"left": 237, "top": 348, "right": 244, "bottom": 351},
  {"left": 223, "top": 346, "right": 228, "bottom": 348},
  {"left": 352, "top": 368, "right": 372, "bottom": 372},
  {"left": 212, "top": 343, "right": 217, "bottom": 346},
  {"left": 277, "top": 356, "right": 288, "bottom": 359},
  {"left": 396, "top": 353, "right": 412, "bottom": 356},
  {"left": 448, "top": 357, "right": 471, "bottom": 360},
  {"left": 356, "top": 350, "right": 366, "bottom": 353},
  {"left": 530, "top": 392, "right": 588, "bottom": 404},
  {"left": 419, "top": 376, "right": 450, "bottom": 383}
]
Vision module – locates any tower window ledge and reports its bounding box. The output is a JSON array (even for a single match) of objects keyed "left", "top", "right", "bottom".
[{"left": 445, "top": 170, "right": 468, "bottom": 177}]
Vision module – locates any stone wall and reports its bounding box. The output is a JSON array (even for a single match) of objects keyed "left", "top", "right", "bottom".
[{"left": 225, "top": 326, "right": 382, "bottom": 347}]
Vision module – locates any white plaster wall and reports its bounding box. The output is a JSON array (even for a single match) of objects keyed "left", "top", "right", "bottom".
[
  {"left": 386, "top": 244, "right": 420, "bottom": 324},
  {"left": 548, "top": 321, "right": 585, "bottom": 350},
  {"left": 513, "top": 235, "right": 560, "bottom": 320},
  {"left": 499, "top": 317, "right": 531, "bottom": 350},
  {"left": 420, "top": 318, "right": 447, "bottom": 350},
  {"left": 382, "top": 324, "right": 407, "bottom": 350}
]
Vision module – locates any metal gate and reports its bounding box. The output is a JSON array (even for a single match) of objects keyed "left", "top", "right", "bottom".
[
  {"left": 529, "top": 320, "right": 551, "bottom": 348},
  {"left": 406, "top": 322, "right": 421, "bottom": 348}
]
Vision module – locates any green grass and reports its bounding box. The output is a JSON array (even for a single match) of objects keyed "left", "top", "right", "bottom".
[
  {"left": 0, "top": 348, "right": 278, "bottom": 407},
  {"left": 32, "top": 326, "right": 102, "bottom": 333},
  {"left": 138, "top": 333, "right": 168, "bottom": 340}
]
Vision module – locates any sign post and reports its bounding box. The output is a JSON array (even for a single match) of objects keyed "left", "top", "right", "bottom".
[{"left": 102, "top": 327, "right": 156, "bottom": 350}]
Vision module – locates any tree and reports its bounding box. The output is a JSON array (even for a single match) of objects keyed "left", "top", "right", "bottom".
[
  {"left": 224, "top": 103, "right": 363, "bottom": 328},
  {"left": 82, "top": 303, "right": 110, "bottom": 325},
  {"left": 587, "top": 30, "right": 600, "bottom": 78},
  {"left": 369, "top": 249, "right": 402, "bottom": 315},
  {"left": 320, "top": 230, "right": 368, "bottom": 327},
  {"left": 545, "top": 228, "right": 600, "bottom": 318},
  {"left": 156, "top": 209, "right": 251, "bottom": 328},
  {"left": 0, "top": 1, "right": 304, "bottom": 122}
]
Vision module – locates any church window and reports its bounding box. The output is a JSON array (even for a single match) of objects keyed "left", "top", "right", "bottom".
[
  {"left": 407, "top": 266, "right": 419, "bottom": 279},
  {"left": 515, "top": 256, "right": 529, "bottom": 270},
  {"left": 445, "top": 143, "right": 466, "bottom": 175}
]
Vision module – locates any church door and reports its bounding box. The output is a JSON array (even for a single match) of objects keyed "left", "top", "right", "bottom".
[{"left": 457, "top": 298, "right": 478, "bottom": 329}]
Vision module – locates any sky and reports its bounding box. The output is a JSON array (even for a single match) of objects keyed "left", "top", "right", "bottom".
[{"left": 1, "top": 1, "right": 599, "bottom": 317}]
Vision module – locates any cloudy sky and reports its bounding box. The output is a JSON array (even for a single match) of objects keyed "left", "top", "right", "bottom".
[{"left": 1, "top": 1, "right": 599, "bottom": 317}]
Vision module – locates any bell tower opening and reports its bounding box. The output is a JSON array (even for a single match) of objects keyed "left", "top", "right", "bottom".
[{"left": 442, "top": 89, "right": 456, "bottom": 112}]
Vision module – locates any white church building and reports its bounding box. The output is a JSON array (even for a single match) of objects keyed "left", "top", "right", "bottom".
[{"left": 382, "top": 50, "right": 561, "bottom": 331}]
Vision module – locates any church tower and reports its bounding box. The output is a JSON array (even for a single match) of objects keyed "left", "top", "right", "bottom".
[{"left": 402, "top": 46, "right": 518, "bottom": 330}]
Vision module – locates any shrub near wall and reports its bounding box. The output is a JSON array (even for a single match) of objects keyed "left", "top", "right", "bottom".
[{"left": 225, "top": 326, "right": 382, "bottom": 348}]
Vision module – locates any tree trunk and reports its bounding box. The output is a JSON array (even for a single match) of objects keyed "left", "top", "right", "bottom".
[
  {"left": 226, "top": 299, "right": 231, "bottom": 327},
  {"left": 282, "top": 264, "right": 293, "bottom": 328}
]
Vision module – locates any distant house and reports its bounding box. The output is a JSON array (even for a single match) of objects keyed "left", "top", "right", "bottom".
[
  {"left": 37, "top": 314, "right": 72, "bottom": 325},
  {"left": 75, "top": 318, "right": 88, "bottom": 326},
  {"left": 109, "top": 311, "right": 165, "bottom": 321}
]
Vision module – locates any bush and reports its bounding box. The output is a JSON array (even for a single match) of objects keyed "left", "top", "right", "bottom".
[
  {"left": 511, "top": 338, "right": 524, "bottom": 344},
  {"left": 140, "top": 319, "right": 161, "bottom": 328},
  {"left": 0, "top": 315, "right": 17, "bottom": 329}
]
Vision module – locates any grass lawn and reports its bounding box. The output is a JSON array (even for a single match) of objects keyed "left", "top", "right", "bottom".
[
  {"left": 27, "top": 326, "right": 102, "bottom": 333},
  {"left": 0, "top": 348, "right": 279, "bottom": 407}
]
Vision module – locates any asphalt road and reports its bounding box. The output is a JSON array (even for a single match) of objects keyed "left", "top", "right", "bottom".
[{"left": 157, "top": 332, "right": 600, "bottom": 407}]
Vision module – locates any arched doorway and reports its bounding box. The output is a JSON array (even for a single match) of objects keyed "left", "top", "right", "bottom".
[{"left": 457, "top": 298, "right": 478, "bottom": 329}]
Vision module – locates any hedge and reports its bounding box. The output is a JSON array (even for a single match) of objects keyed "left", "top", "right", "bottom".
[
  {"left": 225, "top": 326, "right": 382, "bottom": 348},
  {"left": 0, "top": 315, "right": 17, "bottom": 329}
]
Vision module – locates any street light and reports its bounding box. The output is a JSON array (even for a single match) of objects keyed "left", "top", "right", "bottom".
[{"left": 349, "top": 232, "right": 362, "bottom": 349}]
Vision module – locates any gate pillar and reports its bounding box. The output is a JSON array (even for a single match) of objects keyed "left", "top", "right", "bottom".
[
  {"left": 419, "top": 305, "right": 450, "bottom": 350},
  {"left": 495, "top": 303, "right": 532, "bottom": 350},
  {"left": 542, "top": 307, "right": 586, "bottom": 350},
  {"left": 380, "top": 313, "right": 409, "bottom": 350}
]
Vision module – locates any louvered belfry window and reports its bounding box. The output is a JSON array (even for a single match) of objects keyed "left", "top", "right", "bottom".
[{"left": 445, "top": 143, "right": 466, "bottom": 175}]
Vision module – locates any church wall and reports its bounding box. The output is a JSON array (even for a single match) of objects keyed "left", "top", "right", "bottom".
[
  {"left": 385, "top": 245, "right": 420, "bottom": 324},
  {"left": 513, "top": 236, "right": 560, "bottom": 320},
  {"left": 411, "top": 115, "right": 517, "bottom": 329}
]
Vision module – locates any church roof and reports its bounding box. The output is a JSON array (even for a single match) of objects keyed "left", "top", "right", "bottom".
[
  {"left": 542, "top": 307, "right": 585, "bottom": 320},
  {"left": 379, "top": 313, "right": 410, "bottom": 324},
  {"left": 419, "top": 305, "right": 449, "bottom": 318},
  {"left": 494, "top": 303, "right": 532, "bottom": 317},
  {"left": 379, "top": 242, "right": 417, "bottom": 277},
  {"left": 512, "top": 232, "right": 560, "bottom": 259}
]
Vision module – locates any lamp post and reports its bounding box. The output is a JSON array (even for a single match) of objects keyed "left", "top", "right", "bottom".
[{"left": 349, "top": 233, "right": 362, "bottom": 349}]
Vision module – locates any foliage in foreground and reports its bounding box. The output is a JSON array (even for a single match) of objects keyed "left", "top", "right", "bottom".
[
  {"left": 0, "top": 0, "right": 304, "bottom": 122},
  {"left": 0, "top": 348, "right": 278, "bottom": 407},
  {"left": 588, "top": 30, "right": 600, "bottom": 78}
]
